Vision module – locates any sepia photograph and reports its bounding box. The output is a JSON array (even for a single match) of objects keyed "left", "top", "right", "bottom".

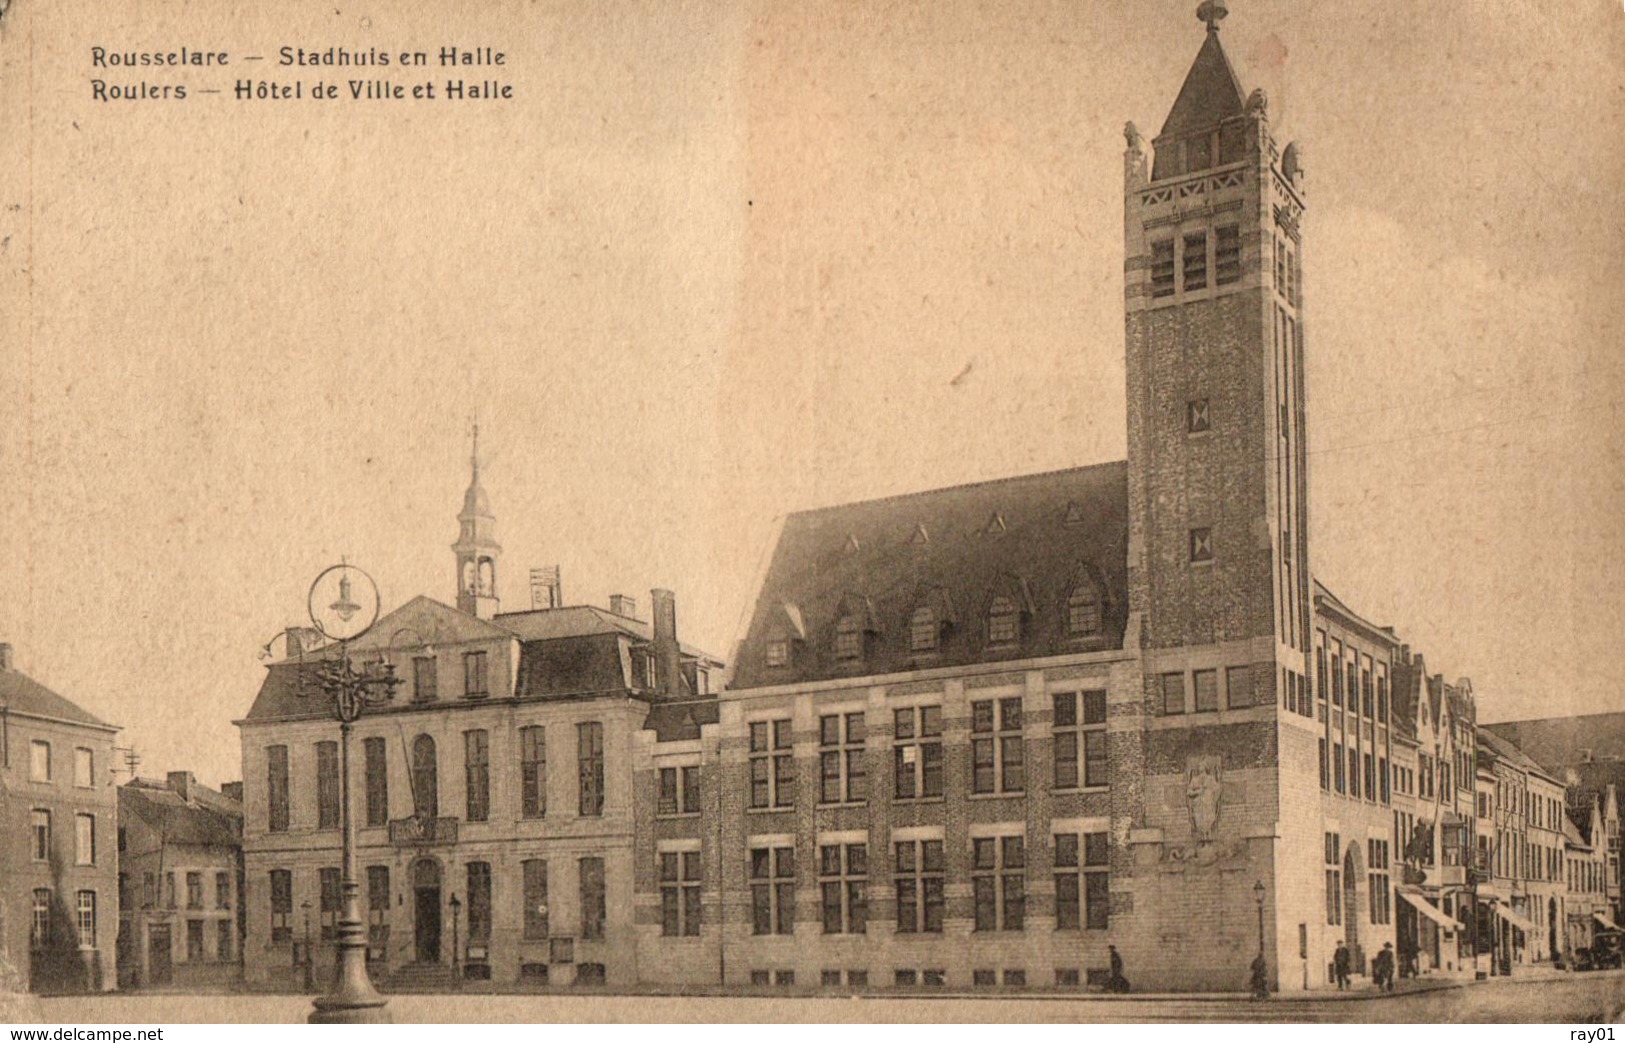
[{"left": 2, "top": 0, "right": 1623, "bottom": 1029}]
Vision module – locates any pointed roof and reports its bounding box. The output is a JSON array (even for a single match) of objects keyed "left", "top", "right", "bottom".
[{"left": 1158, "top": 27, "right": 1247, "bottom": 140}]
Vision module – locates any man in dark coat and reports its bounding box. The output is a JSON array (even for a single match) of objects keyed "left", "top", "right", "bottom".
[
  {"left": 1107, "top": 945, "right": 1129, "bottom": 993},
  {"left": 1334, "top": 940, "right": 1352, "bottom": 990},
  {"left": 1373, "top": 942, "right": 1395, "bottom": 992}
]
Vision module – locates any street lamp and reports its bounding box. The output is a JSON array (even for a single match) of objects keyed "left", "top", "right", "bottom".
[
  {"left": 1254, "top": 880, "right": 1267, "bottom": 957},
  {"left": 292, "top": 564, "right": 401, "bottom": 1024},
  {"left": 449, "top": 893, "right": 462, "bottom": 979},
  {"left": 301, "top": 900, "right": 314, "bottom": 992}
]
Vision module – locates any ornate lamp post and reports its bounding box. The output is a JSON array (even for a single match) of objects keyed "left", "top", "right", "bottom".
[
  {"left": 292, "top": 564, "right": 401, "bottom": 1024},
  {"left": 449, "top": 894, "right": 462, "bottom": 979}
]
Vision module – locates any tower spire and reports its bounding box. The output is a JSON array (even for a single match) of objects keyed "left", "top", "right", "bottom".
[{"left": 453, "top": 422, "right": 501, "bottom": 619}]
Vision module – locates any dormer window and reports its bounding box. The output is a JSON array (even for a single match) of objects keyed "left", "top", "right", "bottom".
[
  {"left": 910, "top": 607, "right": 938, "bottom": 653},
  {"left": 1066, "top": 588, "right": 1102, "bottom": 637},
  {"left": 765, "top": 639, "right": 789, "bottom": 668},
  {"left": 987, "top": 596, "right": 1019, "bottom": 645},
  {"left": 834, "top": 617, "right": 863, "bottom": 661}
]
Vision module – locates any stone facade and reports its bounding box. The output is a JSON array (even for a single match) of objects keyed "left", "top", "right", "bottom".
[{"left": 0, "top": 648, "right": 120, "bottom": 993}]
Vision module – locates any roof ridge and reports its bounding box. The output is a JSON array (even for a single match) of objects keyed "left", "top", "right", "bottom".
[{"left": 785, "top": 460, "right": 1127, "bottom": 520}]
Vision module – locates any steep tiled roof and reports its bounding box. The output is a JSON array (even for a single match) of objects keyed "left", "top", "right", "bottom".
[
  {"left": 1478, "top": 729, "right": 1561, "bottom": 785},
  {"left": 496, "top": 605, "right": 717, "bottom": 662},
  {"left": 1485, "top": 713, "right": 1625, "bottom": 775},
  {"left": 1390, "top": 655, "right": 1424, "bottom": 743},
  {"left": 0, "top": 667, "right": 114, "bottom": 729},
  {"left": 731, "top": 463, "right": 1129, "bottom": 690},
  {"left": 120, "top": 781, "right": 241, "bottom": 848},
  {"left": 643, "top": 700, "right": 721, "bottom": 743},
  {"left": 1157, "top": 30, "right": 1247, "bottom": 140}
]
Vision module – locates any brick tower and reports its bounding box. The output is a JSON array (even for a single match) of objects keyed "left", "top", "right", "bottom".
[{"left": 1118, "top": 0, "right": 1315, "bottom": 990}]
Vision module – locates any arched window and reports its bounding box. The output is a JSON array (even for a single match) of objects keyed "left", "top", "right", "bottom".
[
  {"left": 477, "top": 558, "right": 495, "bottom": 596},
  {"left": 462, "top": 560, "right": 478, "bottom": 595},
  {"left": 834, "top": 617, "right": 863, "bottom": 661},
  {"left": 411, "top": 735, "right": 439, "bottom": 819},
  {"left": 1066, "top": 587, "right": 1102, "bottom": 636},
  {"left": 910, "top": 606, "right": 938, "bottom": 653},
  {"left": 987, "top": 596, "right": 1019, "bottom": 644}
]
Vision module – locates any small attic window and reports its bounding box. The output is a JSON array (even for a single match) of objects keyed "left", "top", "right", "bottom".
[
  {"left": 834, "top": 617, "right": 863, "bottom": 661},
  {"left": 1066, "top": 588, "right": 1102, "bottom": 637},
  {"left": 765, "top": 639, "right": 789, "bottom": 668},
  {"left": 910, "top": 606, "right": 938, "bottom": 653},
  {"left": 987, "top": 596, "right": 1019, "bottom": 645}
]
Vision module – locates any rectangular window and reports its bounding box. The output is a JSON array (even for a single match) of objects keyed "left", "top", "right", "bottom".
[
  {"left": 1363, "top": 753, "right": 1374, "bottom": 803},
  {"left": 75, "top": 813, "right": 95, "bottom": 866},
  {"left": 1056, "top": 832, "right": 1112, "bottom": 931},
  {"left": 270, "top": 870, "right": 293, "bottom": 944},
  {"left": 1187, "top": 398, "right": 1211, "bottom": 434},
  {"left": 972, "top": 835, "right": 1025, "bottom": 931},
  {"left": 267, "top": 745, "right": 289, "bottom": 833},
  {"left": 1325, "top": 832, "right": 1342, "bottom": 926},
  {"left": 165, "top": 872, "right": 176, "bottom": 909},
  {"left": 1182, "top": 232, "right": 1208, "bottom": 291},
  {"left": 1052, "top": 690, "right": 1107, "bottom": 790},
  {"left": 522, "top": 859, "right": 549, "bottom": 940},
  {"left": 76, "top": 891, "right": 96, "bottom": 949},
  {"left": 519, "top": 725, "right": 546, "bottom": 819},
  {"left": 894, "top": 839, "right": 945, "bottom": 934},
  {"left": 750, "top": 846, "right": 796, "bottom": 936},
  {"left": 658, "top": 765, "right": 701, "bottom": 815},
  {"left": 579, "top": 857, "right": 606, "bottom": 940},
  {"left": 186, "top": 871, "right": 203, "bottom": 910},
  {"left": 1214, "top": 225, "right": 1242, "bottom": 285},
  {"left": 413, "top": 656, "right": 437, "bottom": 703},
  {"left": 31, "top": 809, "right": 49, "bottom": 862},
  {"left": 893, "top": 705, "right": 944, "bottom": 800},
  {"left": 75, "top": 748, "right": 94, "bottom": 787},
  {"left": 578, "top": 721, "right": 604, "bottom": 817},
  {"left": 363, "top": 736, "right": 388, "bottom": 827},
  {"left": 465, "top": 729, "right": 490, "bottom": 822},
  {"left": 1225, "top": 665, "right": 1254, "bottom": 709},
  {"left": 1161, "top": 672, "right": 1186, "bottom": 715},
  {"left": 819, "top": 712, "right": 867, "bottom": 804},
  {"left": 971, "top": 698, "right": 1025, "bottom": 794},
  {"left": 367, "top": 865, "right": 391, "bottom": 958},
  {"left": 1193, "top": 669, "right": 1219, "bottom": 712},
  {"left": 659, "top": 850, "right": 702, "bottom": 937},
  {"left": 818, "top": 842, "right": 868, "bottom": 935},
  {"left": 749, "top": 719, "right": 795, "bottom": 809},
  {"left": 30, "top": 740, "right": 50, "bottom": 782},
  {"left": 320, "top": 867, "right": 341, "bottom": 941},
  {"left": 1189, "top": 527, "right": 1214, "bottom": 563},
  {"left": 31, "top": 889, "right": 51, "bottom": 948},
  {"left": 316, "top": 740, "right": 340, "bottom": 830},
  {"left": 1319, "top": 738, "right": 1329, "bottom": 791},
  {"left": 1333, "top": 742, "right": 1346, "bottom": 794},
  {"left": 187, "top": 919, "right": 204, "bottom": 962},
  {"left": 463, "top": 651, "right": 489, "bottom": 699},
  {"left": 466, "top": 861, "right": 492, "bottom": 946},
  {"left": 214, "top": 870, "right": 230, "bottom": 910},
  {"left": 765, "top": 639, "right": 789, "bottom": 667},
  {"left": 1150, "top": 239, "right": 1176, "bottom": 298},
  {"left": 218, "top": 919, "right": 233, "bottom": 962}
]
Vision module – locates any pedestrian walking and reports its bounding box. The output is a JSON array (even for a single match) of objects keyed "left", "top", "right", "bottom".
[
  {"left": 1249, "top": 953, "right": 1269, "bottom": 1000},
  {"left": 1107, "top": 945, "right": 1130, "bottom": 993},
  {"left": 1373, "top": 942, "right": 1395, "bottom": 992},
  {"left": 1334, "top": 940, "right": 1351, "bottom": 991}
]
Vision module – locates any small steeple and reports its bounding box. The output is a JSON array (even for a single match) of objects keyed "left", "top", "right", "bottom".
[
  {"left": 1197, "top": 0, "right": 1228, "bottom": 34},
  {"left": 452, "top": 421, "right": 502, "bottom": 619}
]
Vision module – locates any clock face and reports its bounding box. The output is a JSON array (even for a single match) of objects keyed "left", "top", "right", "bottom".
[{"left": 308, "top": 564, "right": 381, "bottom": 642}]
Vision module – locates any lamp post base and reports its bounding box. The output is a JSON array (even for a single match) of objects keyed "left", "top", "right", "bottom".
[{"left": 307, "top": 911, "right": 391, "bottom": 1024}]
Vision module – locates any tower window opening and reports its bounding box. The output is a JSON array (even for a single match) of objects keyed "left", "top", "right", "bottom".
[
  {"left": 1187, "top": 398, "right": 1211, "bottom": 434},
  {"left": 1182, "top": 232, "right": 1207, "bottom": 292},
  {"left": 1185, "top": 133, "right": 1212, "bottom": 172},
  {"left": 1150, "top": 240, "right": 1175, "bottom": 298},
  {"left": 1215, "top": 226, "right": 1241, "bottom": 285}
]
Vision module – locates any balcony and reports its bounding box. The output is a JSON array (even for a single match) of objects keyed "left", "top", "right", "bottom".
[{"left": 388, "top": 815, "right": 460, "bottom": 847}]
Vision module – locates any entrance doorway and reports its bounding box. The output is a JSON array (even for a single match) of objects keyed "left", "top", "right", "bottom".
[
  {"left": 413, "top": 860, "right": 442, "bottom": 964},
  {"left": 148, "top": 923, "right": 173, "bottom": 985}
]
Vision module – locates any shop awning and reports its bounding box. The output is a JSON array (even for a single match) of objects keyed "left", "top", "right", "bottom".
[
  {"left": 1594, "top": 912, "right": 1622, "bottom": 932},
  {"left": 1493, "top": 904, "right": 1539, "bottom": 934},
  {"left": 1398, "top": 889, "right": 1456, "bottom": 930}
]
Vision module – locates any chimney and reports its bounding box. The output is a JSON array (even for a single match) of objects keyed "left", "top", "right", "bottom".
[
  {"left": 609, "top": 594, "right": 638, "bottom": 619},
  {"left": 220, "top": 781, "right": 244, "bottom": 803},
  {"left": 167, "top": 771, "right": 196, "bottom": 803},
  {"left": 650, "top": 589, "right": 682, "bottom": 698},
  {"left": 0, "top": 643, "right": 11, "bottom": 671}
]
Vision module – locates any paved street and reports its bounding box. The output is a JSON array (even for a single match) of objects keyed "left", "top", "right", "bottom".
[{"left": 29, "top": 971, "right": 1625, "bottom": 1024}]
